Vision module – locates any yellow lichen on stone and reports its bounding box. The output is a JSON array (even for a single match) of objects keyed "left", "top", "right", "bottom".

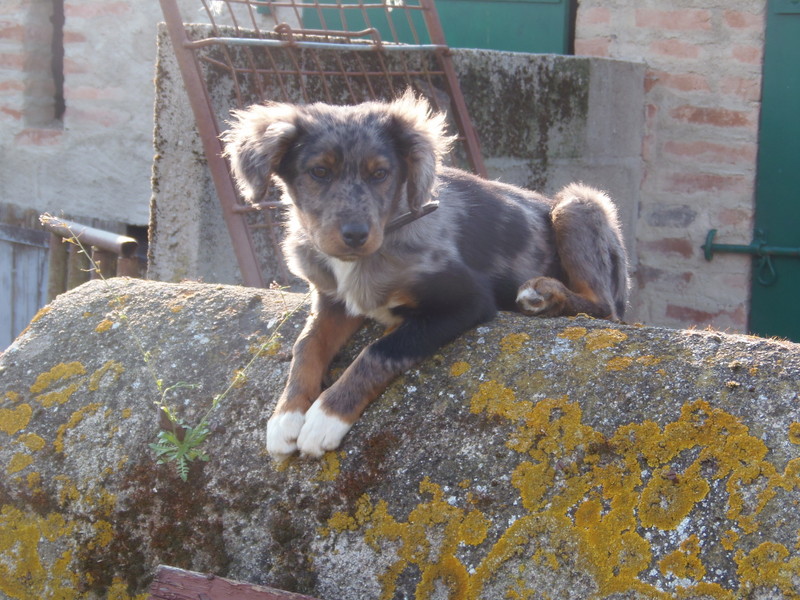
[
  {"left": 557, "top": 326, "right": 586, "bottom": 341},
  {"left": 636, "top": 355, "right": 663, "bottom": 367},
  {"left": 87, "top": 519, "right": 114, "bottom": 549},
  {"left": 54, "top": 402, "right": 102, "bottom": 453},
  {"left": 500, "top": 333, "right": 530, "bottom": 354},
  {"left": 605, "top": 356, "right": 634, "bottom": 372},
  {"left": 0, "top": 404, "right": 32, "bottom": 435},
  {"left": 4, "top": 391, "right": 22, "bottom": 404},
  {"left": 107, "top": 577, "right": 150, "bottom": 600},
  {"left": 326, "top": 379, "right": 800, "bottom": 599},
  {"left": 329, "top": 479, "right": 490, "bottom": 600},
  {"left": 315, "top": 451, "right": 344, "bottom": 482},
  {"left": 95, "top": 318, "right": 114, "bottom": 333},
  {"left": 0, "top": 505, "right": 78, "bottom": 598},
  {"left": 584, "top": 328, "right": 628, "bottom": 351},
  {"left": 789, "top": 422, "right": 800, "bottom": 445},
  {"left": 638, "top": 464, "right": 710, "bottom": 530},
  {"left": 89, "top": 360, "right": 125, "bottom": 391},
  {"left": 16, "top": 433, "right": 45, "bottom": 452},
  {"left": 30, "top": 361, "right": 87, "bottom": 407},
  {"left": 735, "top": 542, "right": 800, "bottom": 597},
  {"left": 469, "top": 380, "right": 531, "bottom": 423},
  {"left": 450, "top": 361, "right": 471, "bottom": 377},
  {"left": 29, "top": 305, "right": 52, "bottom": 324},
  {"left": 720, "top": 529, "right": 740, "bottom": 551},
  {"left": 7, "top": 453, "right": 33, "bottom": 475},
  {"left": 659, "top": 534, "right": 705, "bottom": 581}
]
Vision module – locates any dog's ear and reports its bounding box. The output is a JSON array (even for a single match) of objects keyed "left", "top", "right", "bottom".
[
  {"left": 222, "top": 103, "right": 299, "bottom": 203},
  {"left": 387, "top": 90, "right": 454, "bottom": 214}
]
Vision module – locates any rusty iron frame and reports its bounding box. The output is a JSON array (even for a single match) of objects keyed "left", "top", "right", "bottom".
[{"left": 159, "top": 0, "right": 485, "bottom": 288}]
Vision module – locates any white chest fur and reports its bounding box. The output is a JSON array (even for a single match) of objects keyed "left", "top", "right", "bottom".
[{"left": 324, "top": 257, "right": 403, "bottom": 326}]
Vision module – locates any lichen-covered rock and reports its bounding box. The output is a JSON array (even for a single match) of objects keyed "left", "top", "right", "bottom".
[{"left": 1, "top": 279, "right": 799, "bottom": 599}]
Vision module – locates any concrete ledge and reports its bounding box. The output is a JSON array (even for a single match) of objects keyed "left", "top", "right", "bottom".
[{"left": 1, "top": 279, "right": 798, "bottom": 598}]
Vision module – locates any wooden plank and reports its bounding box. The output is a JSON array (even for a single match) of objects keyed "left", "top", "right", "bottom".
[
  {"left": 11, "top": 243, "right": 48, "bottom": 343},
  {"left": 0, "top": 223, "right": 48, "bottom": 248},
  {"left": 0, "top": 240, "right": 13, "bottom": 348},
  {"left": 147, "top": 566, "right": 322, "bottom": 600}
]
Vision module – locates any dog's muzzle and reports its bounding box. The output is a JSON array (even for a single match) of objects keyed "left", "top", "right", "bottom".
[{"left": 340, "top": 222, "right": 370, "bottom": 249}]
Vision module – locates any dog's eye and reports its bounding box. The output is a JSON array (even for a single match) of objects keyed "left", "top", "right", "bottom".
[
  {"left": 369, "top": 169, "right": 388, "bottom": 183},
  {"left": 309, "top": 166, "right": 331, "bottom": 182}
]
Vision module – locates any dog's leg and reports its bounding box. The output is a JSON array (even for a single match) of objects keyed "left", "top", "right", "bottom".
[
  {"left": 516, "top": 184, "right": 628, "bottom": 320},
  {"left": 297, "top": 283, "right": 494, "bottom": 457},
  {"left": 267, "top": 292, "right": 364, "bottom": 459}
]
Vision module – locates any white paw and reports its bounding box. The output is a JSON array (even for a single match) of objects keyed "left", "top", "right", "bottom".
[
  {"left": 296, "top": 402, "right": 352, "bottom": 458},
  {"left": 516, "top": 285, "right": 545, "bottom": 314},
  {"left": 266, "top": 410, "right": 305, "bottom": 460}
]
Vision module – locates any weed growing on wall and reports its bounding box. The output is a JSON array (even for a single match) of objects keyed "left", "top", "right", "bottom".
[{"left": 39, "top": 214, "right": 306, "bottom": 480}]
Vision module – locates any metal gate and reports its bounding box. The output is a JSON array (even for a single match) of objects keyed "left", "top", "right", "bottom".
[{"left": 159, "top": 0, "right": 486, "bottom": 288}]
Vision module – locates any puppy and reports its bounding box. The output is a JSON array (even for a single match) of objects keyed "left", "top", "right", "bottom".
[{"left": 223, "top": 91, "right": 629, "bottom": 460}]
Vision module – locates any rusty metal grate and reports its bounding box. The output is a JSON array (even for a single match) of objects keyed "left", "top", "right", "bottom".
[{"left": 159, "top": 0, "right": 485, "bottom": 287}]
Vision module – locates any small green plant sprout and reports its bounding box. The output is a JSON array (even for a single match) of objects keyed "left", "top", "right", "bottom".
[{"left": 40, "top": 213, "right": 308, "bottom": 480}]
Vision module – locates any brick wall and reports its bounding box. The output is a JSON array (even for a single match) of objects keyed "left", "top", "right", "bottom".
[
  {"left": 0, "top": 0, "right": 159, "bottom": 225},
  {"left": 575, "top": 0, "right": 765, "bottom": 332}
]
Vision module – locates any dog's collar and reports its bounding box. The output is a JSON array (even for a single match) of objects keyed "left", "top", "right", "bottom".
[{"left": 385, "top": 201, "right": 439, "bottom": 234}]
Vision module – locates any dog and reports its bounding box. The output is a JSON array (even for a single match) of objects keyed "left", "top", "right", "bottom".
[{"left": 223, "top": 91, "right": 629, "bottom": 460}]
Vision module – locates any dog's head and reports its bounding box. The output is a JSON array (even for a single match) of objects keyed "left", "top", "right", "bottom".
[{"left": 222, "top": 91, "right": 452, "bottom": 260}]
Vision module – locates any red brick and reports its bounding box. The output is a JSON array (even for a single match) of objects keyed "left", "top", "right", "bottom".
[
  {"left": 715, "top": 207, "right": 752, "bottom": 227},
  {"left": 636, "top": 8, "right": 712, "bottom": 31},
  {"left": 65, "top": 85, "right": 121, "bottom": 101},
  {"left": 719, "top": 77, "right": 761, "bottom": 102},
  {"left": 578, "top": 7, "right": 611, "bottom": 26},
  {"left": 574, "top": 37, "right": 611, "bottom": 57},
  {"left": 731, "top": 45, "right": 762, "bottom": 65},
  {"left": 0, "top": 80, "right": 24, "bottom": 93},
  {"left": 15, "top": 128, "right": 63, "bottom": 145},
  {"left": 662, "top": 140, "right": 757, "bottom": 166},
  {"left": 665, "top": 304, "right": 746, "bottom": 328},
  {"left": 65, "top": 106, "right": 125, "bottom": 128},
  {"left": 62, "top": 30, "right": 87, "bottom": 43},
  {"left": 723, "top": 10, "right": 763, "bottom": 30},
  {"left": 640, "top": 238, "right": 695, "bottom": 259},
  {"left": 0, "top": 105, "right": 22, "bottom": 119},
  {"left": 649, "top": 39, "right": 701, "bottom": 60},
  {"left": 0, "top": 22, "right": 24, "bottom": 41},
  {"left": 667, "top": 172, "right": 749, "bottom": 194},
  {"left": 645, "top": 70, "right": 710, "bottom": 93},
  {"left": 636, "top": 265, "right": 693, "bottom": 289},
  {"left": 0, "top": 52, "right": 23, "bottom": 69},
  {"left": 670, "top": 105, "right": 753, "bottom": 128}
]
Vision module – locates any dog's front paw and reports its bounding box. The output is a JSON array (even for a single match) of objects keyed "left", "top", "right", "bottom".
[
  {"left": 516, "top": 277, "right": 568, "bottom": 317},
  {"left": 296, "top": 401, "right": 352, "bottom": 458},
  {"left": 266, "top": 411, "right": 306, "bottom": 460}
]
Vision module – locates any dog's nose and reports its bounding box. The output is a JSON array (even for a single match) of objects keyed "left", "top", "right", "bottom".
[{"left": 340, "top": 222, "right": 370, "bottom": 248}]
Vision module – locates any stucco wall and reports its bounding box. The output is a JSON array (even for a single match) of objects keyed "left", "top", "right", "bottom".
[{"left": 575, "top": 1, "right": 766, "bottom": 332}]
